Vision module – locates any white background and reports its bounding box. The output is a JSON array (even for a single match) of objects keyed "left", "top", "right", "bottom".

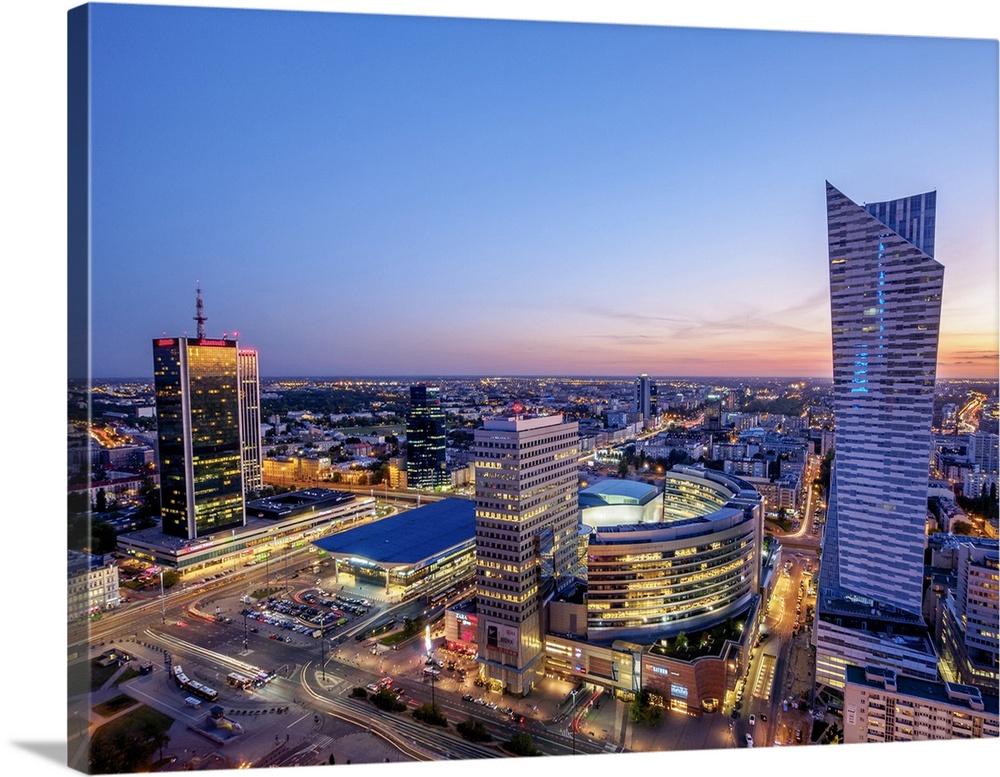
[{"left": 1, "top": 2, "right": 997, "bottom": 776}]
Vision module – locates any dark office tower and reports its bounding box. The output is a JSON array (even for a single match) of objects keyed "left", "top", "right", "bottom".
[
  {"left": 635, "top": 374, "right": 652, "bottom": 421},
  {"left": 406, "top": 384, "right": 448, "bottom": 489},
  {"left": 153, "top": 336, "right": 245, "bottom": 539},
  {"left": 815, "top": 182, "right": 944, "bottom": 689},
  {"left": 238, "top": 348, "right": 263, "bottom": 494}
]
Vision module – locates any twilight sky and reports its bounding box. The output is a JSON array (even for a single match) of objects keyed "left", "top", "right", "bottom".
[{"left": 85, "top": 2, "right": 999, "bottom": 380}]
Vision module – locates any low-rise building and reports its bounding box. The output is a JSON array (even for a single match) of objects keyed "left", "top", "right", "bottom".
[{"left": 67, "top": 550, "right": 121, "bottom": 622}]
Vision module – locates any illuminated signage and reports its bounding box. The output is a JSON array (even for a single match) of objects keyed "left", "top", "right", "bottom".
[
  {"left": 194, "top": 338, "right": 232, "bottom": 347},
  {"left": 155, "top": 338, "right": 178, "bottom": 346},
  {"left": 670, "top": 683, "right": 689, "bottom": 699},
  {"left": 651, "top": 666, "right": 670, "bottom": 676}
]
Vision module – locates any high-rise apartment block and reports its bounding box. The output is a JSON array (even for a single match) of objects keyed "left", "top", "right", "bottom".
[
  {"left": 406, "top": 385, "right": 449, "bottom": 489},
  {"left": 238, "top": 348, "right": 264, "bottom": 494},
  {"left": 474, "top": 413, "right": 579, "bottom": 695},
  {"left": 153, "top": 336, "right": 245, "bottom": 539},
  {"left": 815, "top": 183, "right": 944, "bottom": 689},
  {"left": 843, "top": 665, "right": 998, "bottom": 743}
]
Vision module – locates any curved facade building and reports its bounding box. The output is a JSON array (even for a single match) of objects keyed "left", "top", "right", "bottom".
[{"left": 584, "top": 466, "right": 763, "bottom": 641}]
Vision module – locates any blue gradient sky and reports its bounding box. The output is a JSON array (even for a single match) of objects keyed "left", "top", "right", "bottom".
[{"left": 85, "top": 3, "right": 998, "bottom": 379}]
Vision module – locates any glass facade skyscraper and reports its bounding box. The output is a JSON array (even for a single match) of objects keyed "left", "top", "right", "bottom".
[
  {"left": 153, "top": 337, "right": 245, "bottom": 539},
  {"left": 406, "top": 384, "right": 449, "bottom": 489},
  {"left": 815, "top": 182, "right": 944, "bottom": 689}
]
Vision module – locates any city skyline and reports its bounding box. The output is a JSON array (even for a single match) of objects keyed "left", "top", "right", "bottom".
[{"left": 80, "top": 3, "right": 998, "bottom": 381}]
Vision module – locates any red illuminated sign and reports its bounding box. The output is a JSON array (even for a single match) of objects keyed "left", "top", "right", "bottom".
[{"left": 194, "top": 338, "right": 231, "bottom": 347}]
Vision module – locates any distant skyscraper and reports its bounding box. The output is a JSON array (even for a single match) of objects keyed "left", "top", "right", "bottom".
[
  {"left": 474, "top": 413, "right": 579, "bottom": 695},
  {"left": 635, "top": 374, "right": 653, "bottom": 422},
  {"left": 406, "top": 385, "right": 448, "bottom": 489},
  {"left": 815, "top": 182, "right": 944, "bottom": 689},
  {"left": 153, "top": 335, "right": 245, "bottom": 539},
  {"left": 238, "top": 348, "right": 263, "bottom": 494}
]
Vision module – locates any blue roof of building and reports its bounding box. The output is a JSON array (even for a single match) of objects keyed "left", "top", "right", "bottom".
[{"left": 312, "top": 497, "right": 475, "bottom": 567}]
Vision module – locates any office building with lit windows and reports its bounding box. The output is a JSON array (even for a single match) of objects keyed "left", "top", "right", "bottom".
[
  {"left": 936, "top": 541, "right": 1000, "bottom": 694},
  {"left": 474, "top": 413, "right": 579, "bottom": 695},
  {"left": 815, "top": 183, "right": 944, "bottom": 691},
  {"left": 406, "top": 384, "right": 449, "bottom": 490},
  {"left": 153, "top": 336, "right": 245, "bottom": 539},
  {"left": 582, "top": 466, "right": 763, "bottom": 641},
  {"left": 238, "top": 348, "right": 264, "bottom": 494}
]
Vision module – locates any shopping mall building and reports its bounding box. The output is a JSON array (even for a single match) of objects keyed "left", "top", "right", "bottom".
[{"left": 444, "top": 466, "right": 769, "bottom": 713}]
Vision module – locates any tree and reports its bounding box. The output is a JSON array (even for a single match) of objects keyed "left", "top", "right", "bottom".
[
  {"left": 629, "top": 687, "right": 662, "bottom": 727},
  {"left": 505, "top": 732, "right": 541, "bottom": 756},
  {"left": 412, "top": 703, "right": 448, "bottom": 727},
  {"left": 456, "top": 717, "right": 492, "bottom": 743},
  {"left": 370, "top": 688, "right": 406, "bottom": 712},
  {"left": 161, "top": 570, "right": 180, "bottom": 589}
]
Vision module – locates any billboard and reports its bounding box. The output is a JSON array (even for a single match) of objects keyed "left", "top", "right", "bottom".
[{"left": 485, "top": 621, "right": 519, "bottom": 656}]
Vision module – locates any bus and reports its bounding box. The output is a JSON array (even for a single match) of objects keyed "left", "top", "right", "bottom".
[
  {"left": 172, "top": 665, "right": 219, "bottom": 702},
  {"left": 226, "top": 672, "right": 253, "bottom": 690}
]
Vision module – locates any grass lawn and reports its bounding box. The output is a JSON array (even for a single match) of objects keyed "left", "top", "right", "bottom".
[
  {"left": 94, "top": 694, "right": 138, "bottom": 718},
  {"left": 88, "top": 703, "right": 175, "bottom": 774},
  {"left": 68, "top": 660, "right": 122, "bottom": 696}
]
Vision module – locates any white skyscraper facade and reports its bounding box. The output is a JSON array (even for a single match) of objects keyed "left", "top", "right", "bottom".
[
  {"left": 473, "top": 413, "right": 579, "bottom": 696},
  {"left": 238, "top": 348, "right": 264, "bottom": 494},
  {"left": 815, "top": 182, "right": 944, "bottom": 689}
]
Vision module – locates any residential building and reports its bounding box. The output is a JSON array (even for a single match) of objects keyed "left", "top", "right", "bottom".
[
  {"left": 815, "top": 183, "right": 944, "bottom": 690},
  {"left": 843, "top": 665, "right": 998, "bottom": 743},
  {"left": 67, "top": 551, "right": 121, "bottom": 622}
]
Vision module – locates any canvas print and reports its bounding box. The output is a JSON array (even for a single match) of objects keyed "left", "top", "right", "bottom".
[{"left": 66, "top": 2, "right": 1000, "bottom": 775}]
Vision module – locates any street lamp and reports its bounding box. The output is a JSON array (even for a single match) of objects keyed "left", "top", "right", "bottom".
[
  {"left": 159, "top": 570, "right": 166, "bottom": 624},
  {"left": 242, "top": 612, "right": 249, "bottom": 652},
  {"left": 320, "top": 629, "right": 327, "bottom": 681}
]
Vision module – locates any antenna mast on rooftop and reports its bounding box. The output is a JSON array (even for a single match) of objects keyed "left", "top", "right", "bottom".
[{"left": 194, "top": 282, "right": 207, "bottom": 339}]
